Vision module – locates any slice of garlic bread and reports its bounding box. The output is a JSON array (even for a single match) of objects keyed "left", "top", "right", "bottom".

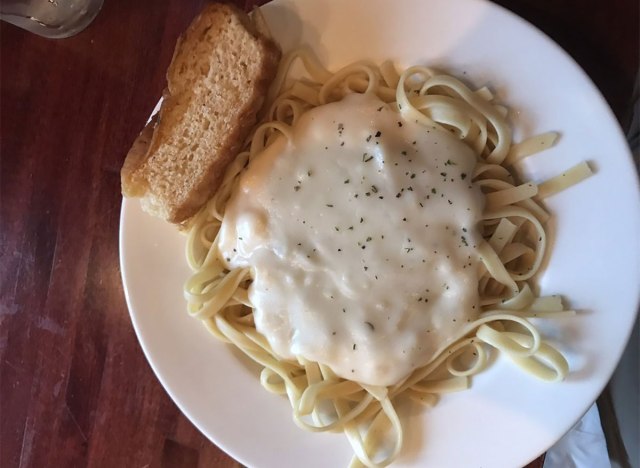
[{"left": 122, "top": 3, "right": 281, "bottom": 223}]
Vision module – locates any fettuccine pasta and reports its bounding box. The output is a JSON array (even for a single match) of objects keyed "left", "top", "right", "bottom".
[{"left": 183, "top": 48, "right": 591, "bottom": 467}]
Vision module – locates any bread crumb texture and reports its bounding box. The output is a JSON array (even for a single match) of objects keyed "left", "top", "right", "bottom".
[{"left": 122, "top": 3, "right": 280, "bottom": 223}]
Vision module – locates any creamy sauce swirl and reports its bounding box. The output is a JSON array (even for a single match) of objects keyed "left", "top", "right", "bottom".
[{"left": 218, "top": 94, "right": 483, "bottom": 386}]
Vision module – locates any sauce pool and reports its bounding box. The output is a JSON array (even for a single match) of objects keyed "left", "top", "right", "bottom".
[{"left": 218, "top": 93, "right": 484, "bottom": 386}]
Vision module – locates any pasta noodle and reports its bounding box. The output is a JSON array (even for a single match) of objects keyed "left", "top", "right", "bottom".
[{"left": 182, "top": 49, "right": 592, "bottom": 467}]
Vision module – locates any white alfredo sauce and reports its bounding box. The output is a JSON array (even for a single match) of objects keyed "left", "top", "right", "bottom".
[{"left": 218, "top": 93, "right": 484, "bottom": 386}]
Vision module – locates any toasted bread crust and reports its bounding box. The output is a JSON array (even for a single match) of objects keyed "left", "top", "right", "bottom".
[
  {"left": 121, "top": 115, "right": 157, "bottom": 198},
  {"left": 121, "top": 2, "right": 281, "bottom": 223}
]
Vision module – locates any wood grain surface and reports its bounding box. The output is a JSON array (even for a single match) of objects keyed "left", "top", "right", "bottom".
[{"left": 1, "top": 1, "right": 637, "bottom": 467}]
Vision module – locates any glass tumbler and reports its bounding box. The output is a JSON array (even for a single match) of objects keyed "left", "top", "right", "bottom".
[{"left": 1, "top": 0, "right": 104, "bottom": 39}]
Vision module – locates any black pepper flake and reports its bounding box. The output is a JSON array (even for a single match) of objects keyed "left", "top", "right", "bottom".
[
  {"left": 402, "top": 217, "right": 407, "bottom": 222},
  {"left": 340, "top": 141, "right": 345, "bottom": 146},
  {"left": 419, "top": 202, "right": 424, "bottom": 207},
  {"left": 366, "top": 135, "right": 372, "bottom": 142},
  {"left": 440, "top": 172, "right": 447, "bottom": 177},
  {"left": 401, "top": 150, "right": 407, "bottom": 156},
  {"left": 410, "top": 173, "right": 416, "bottom": 179},
  {"left": 377, "top": 106, "right": 384, "bottom": 112},
  {"left": 371, "top": 185, "right": 378, "bottom": 193},
  {"left": 375, "top": 130, "right": 382, "bottom": 137},
  {"left": 225, "top": 257, "right": 230, "bottom": 262},
  {"left": 364, "top": 266, "right": 368, "bottom": 271},
  {"left": 431, "top": 188, "right": 437, "bottom": 194},
  {"left": 360, "top": 217, "right": 364, "bottom": 223},
  {"left": 397, "top": 121, "right": 403, "bottom": 127},
  {"left": 326, "top": 204, "right": 334, "bottom": 208},
  {"left": 294, "top": 185, "right": 301, "bottom": 192},
  {"left": 335, "top": 226, "right": 339, "bottom": 231},
  {"left": 366, "top": 237, "right": 372, "bottom": 242},
  {"left": 461, "top": 173, "right": 467, "bottom": 180},
  {"left": 365, "top": 321, "right": 375, "bottom": 331},
  {"left": 344, "top": 179, "right": 350, "bottom": 184},
  {"left": 353, "top": 344, "right": 357, "bottom": 350},
  {"left": 365, "top": 192, "right": 371, "bottom": 197},
  {"left": 348, "top": 226, "right": 354, "bottom": 230},
  {"left": 396, "top": 192, "right": 402, "bottom": 198}
]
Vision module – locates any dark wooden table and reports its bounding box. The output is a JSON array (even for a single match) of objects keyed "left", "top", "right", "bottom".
[{"left": 1, "top": 1, "right": 637, "bottom": 467}]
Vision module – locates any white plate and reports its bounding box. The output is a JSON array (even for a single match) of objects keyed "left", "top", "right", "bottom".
[{"left": 119, "top": 0, "right": 640, "bottom": 466}]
